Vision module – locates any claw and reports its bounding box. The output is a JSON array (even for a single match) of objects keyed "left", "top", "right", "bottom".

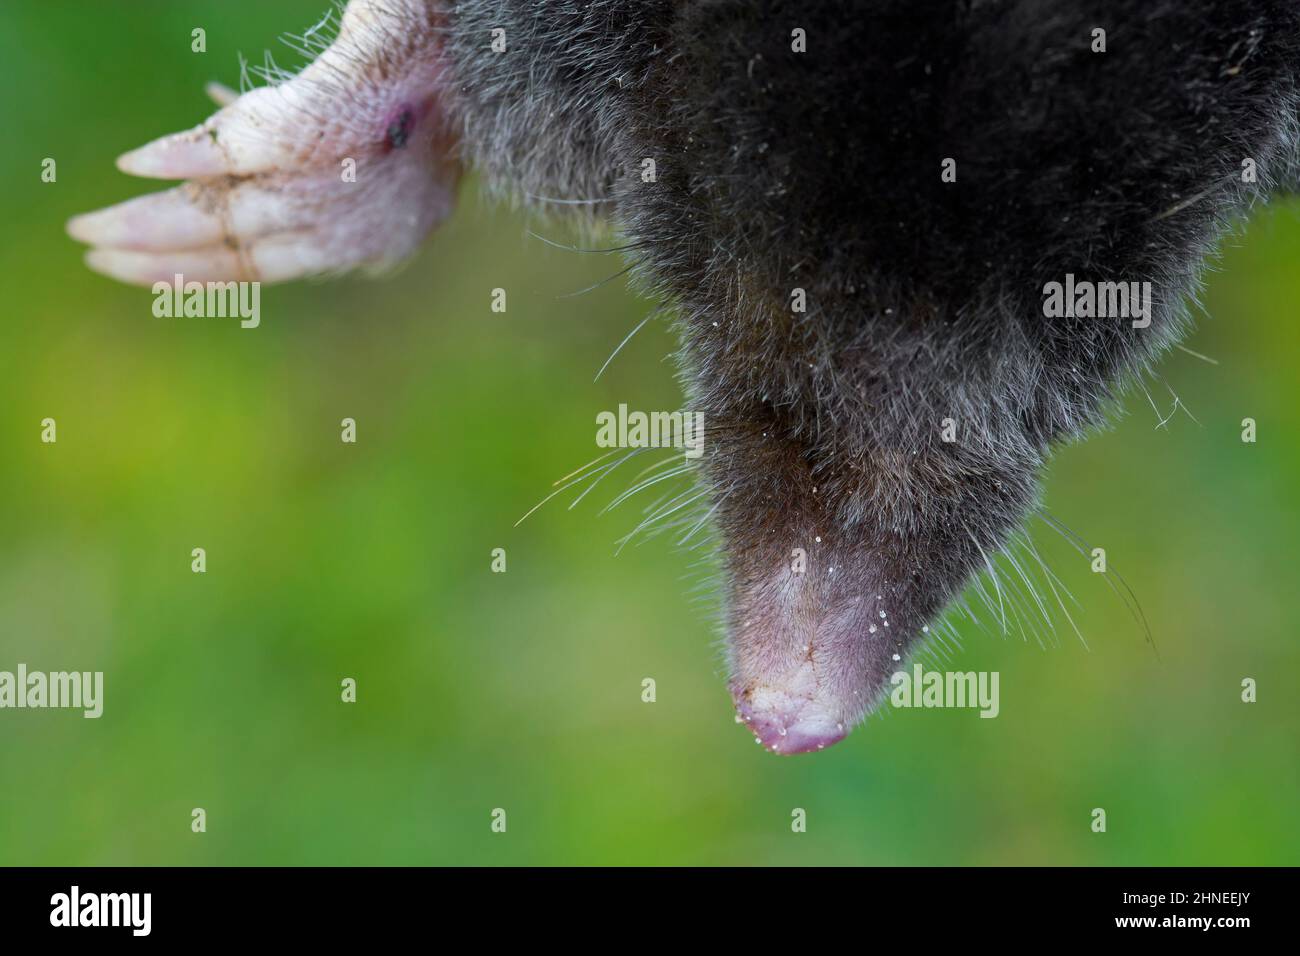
[
  {"left": 82, "top": 231, "right": 344, "bottom": 287},
  {"left": 115, "top": 88, "right": 300, "bottom": 179},
  {"left": 68, "top": 189, "right": 222, "bottom": 252},
  {"left": 67, "top": 182, "right": 308, "bottom": 253},
  {"left": 114, "top": 128, "right": 229, "bottom": 179},
  {"left": 84, "top": 247, "right": 249, "bottom": 286}
]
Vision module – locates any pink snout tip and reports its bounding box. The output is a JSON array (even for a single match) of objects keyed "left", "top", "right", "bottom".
[{"left": 733, "top": 684, "right": 849, "bottom": 755}]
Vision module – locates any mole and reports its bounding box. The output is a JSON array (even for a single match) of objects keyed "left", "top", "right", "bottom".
[{"left": 65, "top": 0, "right": 1300, "bottom": 753}]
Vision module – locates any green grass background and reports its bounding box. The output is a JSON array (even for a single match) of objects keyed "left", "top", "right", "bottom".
[{"left": 0, "top": 2, "right": 1296, "bottom": 865}]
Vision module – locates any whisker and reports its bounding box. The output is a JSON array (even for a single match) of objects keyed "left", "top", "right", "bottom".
[
  {"left": 1163, "top": 379, "right": 1201, "bottom": 426},
  {"left": 558, "top": 262, "right": 637, "bottom": 299},
  {"left": 515, "top": 447, "right": 647, "bottom": 526},
  {"left": 566, "top": 447, "right": 654, "bottom": 511},
  {"left": 616, "top": 488, "right": 711, "bottom": 554},
  {"left": 1038, "top": 511, "right": 1156, "bottom": 655},
  {"left": 1003, "top": 544, "right": 1054, "bottom": 634},
  {"left": 1175, "top": 343, "right": 1220, "bottom": 366},
  {"left": 552, "top": 449, "right": 621, "bottom": 487},
  {"left": 594, "top": 313, "right": 653, "bottom": 382},
  {"left": 676, "top": 500, "right": 720, "bottom": 546},
  {"left": 526, "top": 230, "right": 644, "bottom": 255},
  {"left": 1022, "top": 531, "right": 1088, "bottom": 649},
  {"left": 601, "top": 461, "right": 693, "bottom": 514},
  {"left": 524, "top": 193, "right": 613, "bottom": 206},
  {"left": 620, "top": 451, "right": 690, "bottom": 489},
  {"left": 968, "top": 531, "right": 1008, "bottom": 634}
]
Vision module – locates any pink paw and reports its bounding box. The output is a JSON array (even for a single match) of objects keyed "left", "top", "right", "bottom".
[{"left": 68, "top": 1, "right": 459, "bottom": 286}]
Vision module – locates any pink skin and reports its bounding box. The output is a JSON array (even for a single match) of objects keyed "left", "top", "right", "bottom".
[
  {"left": 66, "top": 0, "right": 459, "bottom": 286},
  {"left": 730, "top": 568, "right": 855, "bottom": 754},
  {"left": 728, "top": 544, "right": 909, "bottom": 755},
  {"left": 734, "top": 676, "right": 850, "bottom": 754}
]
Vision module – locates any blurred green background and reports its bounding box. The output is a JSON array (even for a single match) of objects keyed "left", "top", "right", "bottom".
[{"left": 1, "top": 2, "right": 1296, "bottom": 866}]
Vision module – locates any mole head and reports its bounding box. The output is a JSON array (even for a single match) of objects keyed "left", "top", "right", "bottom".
[{"left": 701, "top": 367, "right": 1045, "bottom": 754}]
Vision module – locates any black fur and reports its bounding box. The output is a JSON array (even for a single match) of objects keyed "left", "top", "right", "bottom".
[{"left": 446, "top": 1, "right": 1300, "bottom": 744}]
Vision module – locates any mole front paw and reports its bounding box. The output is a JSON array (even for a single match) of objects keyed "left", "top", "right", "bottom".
[{"left": 68, "top": 2, "right": 459, "bottom": 286}]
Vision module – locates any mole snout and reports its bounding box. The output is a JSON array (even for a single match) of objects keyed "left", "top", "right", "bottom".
[
  {"left": 723, "top": 536, "right": 904, "bottom": 755},
  {"left": 711, "top": 459, "right": 1004, "bottom": 754},
  {"left": 734, "top": 670, "right": 848, "bottom": 755}
]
